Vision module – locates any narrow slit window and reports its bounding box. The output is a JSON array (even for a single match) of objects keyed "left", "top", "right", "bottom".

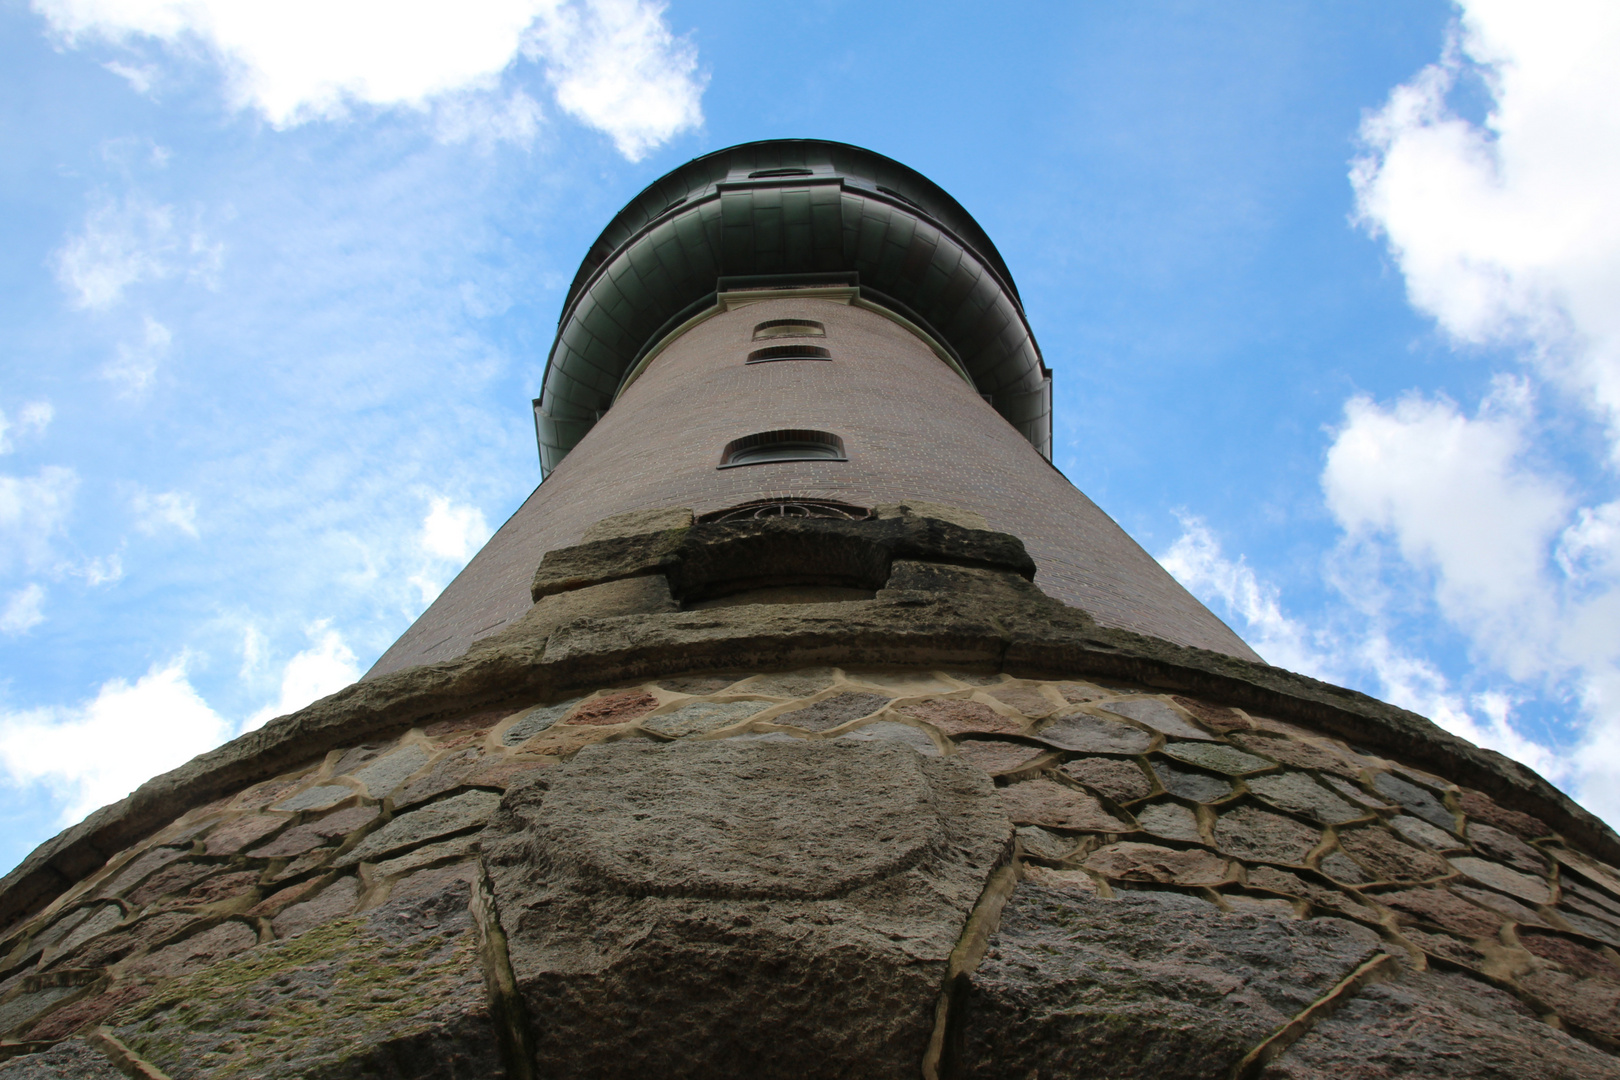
[
  {"left": 753, "top": 319, "right": 825, "bottom": 340},
  {"left": 747, "top": 344, "right": 831, "bottom": 364},
  {"left": 720, "top": 430, "right": 847, "bottom": 468},
  {"left": 748, "top": 167, "right": 814, "bottom": 178}
]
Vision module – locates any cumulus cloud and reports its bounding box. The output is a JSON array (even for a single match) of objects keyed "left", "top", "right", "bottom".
[
  {"left": 132, "top": 487, "right": 199, "bottom": 537},
  {"left": 0, "top": 656, "right": 235, "bottom": 824},
  {"left": 0, "top": 585, "right": 47, "bottom": 636},
  {"left": 243, "top": 624, "right": 361, "bottom": 731},
  {"left": 410, "top": 496, "right": 492, "bottom": 606},
  {"left": 0, "top": 403, "right": 54, "bottom": 454},
  {"left": 34, "top": 0, "right": 704, "bottom": 156}
]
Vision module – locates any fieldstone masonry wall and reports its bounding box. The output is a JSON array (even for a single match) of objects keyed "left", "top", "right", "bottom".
[{"left": 3, "top": 667, "right": 1620, "bottom": 1076}]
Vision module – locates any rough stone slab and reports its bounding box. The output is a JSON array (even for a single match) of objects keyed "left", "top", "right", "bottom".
[
  {"left": 336, "top": 791, "right": 500, "bottom": 867},
  {"left": 1450, "top": 883, "right": 1548, "bottom": 927},
  {"left": 897, "top": 699, "right": 1023, "bottom": 737},
  {"left": 484, "top": 739, "right": 1011, "bottom": 1079},
  {"left": 1084, "top": 842, "right": 1232, "bottom": 886},
  {"left": 565, "top": 690, "right": 659, "bottom": 726},
  {"left": 642, "top": 700, "right": 770, "bottom": 737},
  {"left": 44, "top": 911, "right": 196, "bottom": 971},
  {"left": 347, "top": 745, "right": 431, "bottom": 799},
  {"left": 1017, "top": 826, "right": 1080, "bottom": 860},
  {"left": 1459, "top": 788, "right": 1550, "bottom": 841},
  {"left": 1163, "top": 742, "right": 1272, "bottom": 775},
  {"left": 1246, "top": 866, "right": 1374, "bottom": 920},
  {"left": 1214, "top": 806, "right": 1321, "bottom": 864},
  {"left": 1372, "top": 773, "right": 1456, "bottom": 833},
  {"left": 1000, "top": 779, "right": 1130, "bottom": 831},
  {"left": 1262, "top": 967, "right": 1620, "bottom": 1078},
  {"left": 122, "top": 920, "right": 258, "bottom": 979},
  {"left": 1247, "top": 773, "right": 1362, "bottom": 824},
  {"left": 1099, "top": 698, "right": 1216, "bottom": 741},
  {"left": 987, "top": 686, "right": 1059, "bottom": 719},
  {"left": 501, "top": 699, "right": 582, "bottom": 746},
  {"left": 1336, "top": 828, "right": 1450, "bottom": 883},
  {"left": 0, "top": 984, "right": 82, "bottom": 1037},
  {"left": 273, "top": 785, "right": 353, "bottom": 813},
  {"left": 773, "top": 692, "right": 890, "bottom": 732},
  {"left": 954, "top": 884, "right": 1382, "bottom": 1079},
  {"left": 1152, "top": 760, "right": 1233, "bottom": 803},
  {"left": 203, "top": 814, "right": 286, "bottom": 855},
  {"left": 954, "top": 740, "right": 1043, "bottom": 776},
  {"left": 112, "top": 876, "right": 501, "bottom": 1080},
  {"left": 271, "top": 876, "right": 360, "bottom": 939},
  {"left": 834, "top": 721, "right": 941, "bottom": 755},
  {"left": 1466, "top": 822, "right": 1548, "bottom": 874},
  {"left": 1447, "top": 856, "right": 1551, "bottom": 904},
  {"left": 1137, "top": 802, "right": 1202, "bottom": 842},
  {"left": 1390, "top": 814, "right": 1459, "bottom": 851},
  {"left": 249, "top": 805, "right": 379, "bottom": 859},
  {"left": 1037, "top": 713, "right": 1153, "bottom": 754},
  {"left": 1231, "top": 734, "right": 1363, "bottom": 778},
  {"left": 1062, "top": 757, "right": 1153, "bottom": 802},
  {"left": 127, "top": 862, "right": 213, "bottom": 907},
  {"left": 1378, "top": 887, "right": 1503, "bottom": 937},
  {"left": 0, "top": 1039, "right": 124, "bottom": 1079}
]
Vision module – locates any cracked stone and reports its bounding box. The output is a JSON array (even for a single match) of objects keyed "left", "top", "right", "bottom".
[
  {"left": 272, "top": 876, "right": 361, "bottom": 939},
  {"left": 1214, "top": 806, "right": 1320, "bottom": 864},
  {"left": 643, "top": 700, "right": 772, "bottom": 736},
  {"left": 1037, "top": 713, "right": 1153, "bottom": 754},
  {"left": 502, "top": 698, "right": 582, "bottom": 745},
  {"left": 1521, "top": 932, "right": 1620, "bottom": 979},
  {"left": 0, "top": 984, "right": 83, "bottom": 1038},
  {"left": 1247, "top": 773, "right": 1363, "bottom": 824},
  {"left": 897, "top": 698, "right": 1023, "bottom": 737},
  {"left": 1061, "top": 756, "right": 1153, "bottom": 802},
  {"left": 393, "top": 747, "right": 487, "bottom": 808},
  {"left": 1465, "top": 822, "right": 1547, "bottom": 874},
  {"left": 955, "top": 885, "right": 1380, "bottom": 1079},
  {"left": 47, "top": 912, "right": 196, "bottom": 970},
  {"left": 1084, "top": 842, "right": 1231, "bottom": 886},
  {"left": 1264, "top": 966, "right": 1620, "bottom": 1079},
  {"left": 1519, "top": 968, "right": 1620, "bottom": 1040},
  {"left": 1151, "top": 760, "right": 1233, "bottom": 803},
  {"left": 1098, "top": 698, "right": 1215, "bottom": 741},
  {"left": 1378, "top": 887, "right": 1504, "bottom": 937},
  {"left": 247, "top": 878, "right": 322, "bottom": 918},
  {"left": 347, "top": 745, "right": 431, "bottom": 799},
  {"left": 1336, "top": 827, "right": 1451, "bottom": 882},
  {"left": 373, "top": 835, "right": 480, "bottom": 879},
  {"left": 1447, "top": 856, "right": 1551, "bottom": 904},
  {"left": 1137, "top": 802, "right": 1202, "bottom": 843},
  {"left": 1459, "top": 788, "right": 1550, "bottom": 841},
  {"left": 336, "top": 790, "right": 500, "bottom": 867},
  {"left": 1244, "top": 866, "right": 1373, "bottom": 920},
  {"left": 1162, "top": 742, "right": 1271, "bottom": 775},
  {"left": 98, "top": 846, "right": 188, "bottom": 897},
  {"left": 1000, "top": 779, "right": 1131, "bottom": 831},
  {"left": 954, "top": 740, "right": 1044, "bottom": 775},
  {"left": 167, "top": 870, "right": 260, "bottom": 908},
  {"left": 774, "top": 692, "right": 890, "bottom": 731},
  {"left": 1372, "top": 772, "right": 1456, "bottom": 833},
  {"left": 566, "top": 690, "right": 660, "bottom": 725},
  {"left": 38, "top": 903, "right": 122, "bottom": 963},
  {"left": 203, "top": 815, "right": 286, "bottom": 856},
  {"left": 1017, "top": 825, "right": 1081, "bottom": 860},
  {"left": 248, "top": 805, "right": 379, "bottom": 859}
]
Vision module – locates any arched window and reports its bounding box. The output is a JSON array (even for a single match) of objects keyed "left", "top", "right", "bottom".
[
  {"left": 719, "top": 430, "right": 847, "bottom": 468},
  {"left": 752, "top": 319, "right": 825, "bottom": 340}
]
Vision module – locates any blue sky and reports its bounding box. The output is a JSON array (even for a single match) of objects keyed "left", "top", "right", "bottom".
[{"left": 4, "top": 0, "right": 1618, "bottom": 872}]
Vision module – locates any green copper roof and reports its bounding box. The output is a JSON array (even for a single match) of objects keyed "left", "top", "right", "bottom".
[{"left": 535, "top": 139, "right": 1052, "bottom": 476}]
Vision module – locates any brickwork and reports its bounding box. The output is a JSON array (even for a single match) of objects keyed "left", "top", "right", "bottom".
[
  {"left": 4, "top": 667, "right": 1618, "bottom": 1076},
  {"left": 373, "top": 297, "right": 1257, "bottom": 677}
]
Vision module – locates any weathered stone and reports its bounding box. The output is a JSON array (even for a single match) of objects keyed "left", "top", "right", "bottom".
[
  {"left": 1550, "top": 847, "right": 1620, "bottom": 902},
  {"left": 835, "top": 720, "right": 942, "bottom": 755},
  {"left": 271, "top": 876, "right": 360, "bottom": 939},
  {"left": 22, "top": 984, "right": 150, "bottom": 1041},
  {"left": 1450, "top": 882, "right": 1549, "bottom": 926},
  {"left": 954, "top": 739, "right": 1043, "bottom": 776},
  {"left": 1516, "top": 967, "right": 1620, "bottom": 1039},
  {"left": 1264, "top": 966, "right": 1620, "bottom": 1079},
  {"left": 484, "top": 739, "right": 1010, "bottom": 1079},
  {"left": 642, "top": 700, "right": 771, "bottom": 736},
  {"left": 1244, "top": 866, "right": 1373, "bottom": 920},
  {"left": 731, "top": 669, "right": 838, "bottom": 697},
  {"left": 1336, "top": 828, "right": 1450, "bottom": 882},
  {"left": 123, "top": 919, "right": 258, "bottom": 978},
  {"left": 955, "top": 885, "right": 1381, "bottom": 1079},
  {"left": 1084, "top": 842, "right": 1232, "bottom": 886},
  {"left": 1137, "top": 802, "right": 1202, "bottom": 842},
  {"left": 1225, "top": 894, "right": 1299, "bottom": 917},
  {"left": 1017, "top": 825, "right": 1080, "bottom": 861},
  {"left": 1247, "top": 773, "right": 1363, "bottom": 824},
  {"left": 266, "top": 847, "right": 336, "bottom": 883},
  {"left": 1322, "top": 775, "right": 1396, "bottom": 810},
  {"left": 202, "top": 814, "right": 286, "bottom": 855},
  {"left": 1061, "top": 756, "right": 1153, "bottom": 802},
  {"left": 1163, "top": 741, "right": 1271, "bottom": 775},
  {"left": 1037, "top": 712, "right": 1154, "bottom": 754},
  {"left": 1563, "top": 877, "right": 1620, "bottom": 919},
  {"left": 897, "top": 698, "right": 1023, "bottom": 736},
  {"left": 1520, "top": 931, "right": 1620, "bottom": 979},
  {"left": 0, "top": 1039, "right": 125, "bottom": 1079},
  {"left": 1372, "top": 772, "right": 1456, "bottom": 833},
  {"left": 372, "top": 835, "right": 480, "bottom": 879},
  {"left": 38, "top": 903, "right": 122, "bottom": 963},
  {"left": 1230, "top": 733, "right": 1362, "bottom": 778},
  {"left": 1151, "top": 760, "right": 1233, "bottom": 803},
  {"left": 247, "top": 878, "right": 322, "bottom": 918},
  {"left": 1318, "top": 851, "right": 1368, "bottom": 884},
  {"left": 1390, "top": 814, "right": 1460, "bottom": 851},
  {"left": 168, "top": 869, "right": 260, "bottom": 908},
  {"left": 1171, "top": 696, "right": 1251, "bottom": 733},
  {"left": 248, "top": 805, "right": 379, "bottom": 859},
  {"left": 273, "top": 785, "right": 353, "bottom": 813},
  {"left": 0, "top": 983, "right": 82, "bottom": 1037},
  {"left": 773, "top": 692, "right": 890, "bottom": 731},
  {"left": 1378, "top": 887, "right": 1504, "bottom": 937},
  {"left": 347, "top": 745, "right": 431, "bottom": 799},
  {"left": 988, "top": 686, "right": 1059, "bottom": 718},
  {"left": 1000, "top": 779, "right": 1131, "bottom": 831},
  {"left": 565, "top": 689, "right": 660, "bottom": 726},
  {"left": 1459, "top": 788, "right": 1550, "bottom": 841},
  {"left": 464, "top": 760, "right": 552, "bottom": 790},
  {"left": 393, "top": 747, "right": 486, "bottom": 808},
  {"left": 331, "top": 744, "right": 388, "bottom": 775},
  {"left": 336, "top": 790, "right": 500, "bottom": 867},
  {"left": 1021, "top": 866, "right": 1102, "bottom": 895},
  {"left": 1447, "top": 855, "right": 1551, "bottom": 904},
  {"left": 1053, "top": 681, "right": 1107, "bottom": 703},
  {"left": 501, "top": 698, "right": 582, "bottom": 745},
  {"left": 126, "top": 861, "right": 214, "bottom": 907},
  {"left": 98, "top": 846, "right": 188, "bottom": 897},
  {"left": 1554, "top": 908, "right": 1620, "bottom": 947},
  {"left": 45, "top": 912, "right": 196, "bottom": 970},
  {"left": 113, "top": 876, "right": 501, "bottom": 1080},
  {"left": 1214, "top": 806, "right": 1320, "bottom": 864},
  {"left": 1098, "top": 697, "right": 1215, "bottom": 741},
  {"left": 1407, "top": 930, "right": 1487, "bottom": 969},
  {"left": 1466, "top": 822, "right": 1548, "bottom": 874},
  {"left": 656, "top": 673, "right": 738, "bottom": 694}
]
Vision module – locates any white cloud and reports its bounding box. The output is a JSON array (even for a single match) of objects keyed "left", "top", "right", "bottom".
[
  {"left": 0, "top": 585, "right": 47, "bottom": 636},
  {"left": 243, "top": 624, "right": 360, "bottom": 731},
  {"left": 0, "top": 466, "right": 78, "bottom": 573},
  {"left": 0, "top": 656, "right": 234, "bottom": 824},
  {"left": 132, "top": 487, "right": 198, "bottom": 537},
  {"left": 0, "top": 403, "right": 53, "bottom": 455},
  {"left": 1352, "top": 0, "right": 1620, "bottom": 453},
  {"left": 420, "top": 496, "right": 489, "bottom": 562},
  {"left": 55, "top": 196, "right": 179, "bottom": 309},
  {"left": 524, "top": 0, "right": 704, "bottom": 160},
  {"left": 35, "top": 0, "right": 704, "bottom": 156},
  {"left": 102, "top": 316, "right": 171, "bottom": 397},
  {"left": 433, "top": 88, "right": 544, "bottom": 149}
]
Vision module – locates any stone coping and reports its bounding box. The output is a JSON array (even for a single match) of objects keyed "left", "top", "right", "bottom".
[{"left": 2, "top": 522, "right": 1611, "bottom": 937}]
